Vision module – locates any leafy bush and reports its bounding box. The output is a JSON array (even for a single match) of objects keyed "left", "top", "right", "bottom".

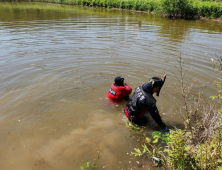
[
  {"left": 163, "top": 129, "right": 222, "bottom": 169},
  {"left": 162, "top": 0, "right": 196, "bottom": 18},
  {"left": 193, "top": 1, "right": 222, "bottom": 18}
]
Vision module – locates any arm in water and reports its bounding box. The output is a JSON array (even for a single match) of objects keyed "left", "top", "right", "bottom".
[{"left": 149, "top": 105, "right": 167, "bottom": 130}]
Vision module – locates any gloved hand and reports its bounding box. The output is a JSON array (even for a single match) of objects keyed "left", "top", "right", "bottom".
[
  {"left": 161, "top": 125, "right": 174, "bottom": 134},
  {"left": 168, "top": 125, "right": 174, "bottom": 129},
  {"left": 161, "top": 127, "right": 170, "bottom": 134}
]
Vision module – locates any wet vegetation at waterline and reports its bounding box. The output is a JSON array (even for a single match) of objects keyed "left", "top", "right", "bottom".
[
  {"left": 1, "top": 0, "right": 222, "bottom": 19},
  {"left": 132, "top": 56, "right": 222, "bottom": 170},
  {"left": 77, "top": 57, "right": 222, "bottom": 170}
]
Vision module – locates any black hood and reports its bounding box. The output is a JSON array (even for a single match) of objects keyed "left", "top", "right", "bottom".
[
  {"left": 142, "top": 83, "right": 154, "bottom": 95},
  {"left": 114, "top": 76, "right": 124, "bottom": 86},
  {"left": 149, "top": 74, "right": 167, "bottom": 96}
]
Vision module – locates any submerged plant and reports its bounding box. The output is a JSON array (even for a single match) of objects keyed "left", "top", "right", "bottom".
[
  {"left": 79, "top": 160, "right": 97, "bottom": 170},
  {"left": 126, "top": 121, "right": 143, "bottom": 132},
  {"left": 132, "top": 130, "right": 169, "bottom": 166}
]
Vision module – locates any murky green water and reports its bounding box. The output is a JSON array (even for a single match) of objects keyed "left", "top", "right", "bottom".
[{"left": 0, "top": 2, "right": 222, "bottom": 170}]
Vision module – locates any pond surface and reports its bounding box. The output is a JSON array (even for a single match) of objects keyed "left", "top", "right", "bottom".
[{"left": 0, "top": 2, "right": 222, "bottom": 170}]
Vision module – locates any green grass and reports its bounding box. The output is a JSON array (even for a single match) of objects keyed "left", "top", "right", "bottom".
[
  {"left": 193, "top": 0, "right": 222, "bottom": 18},
  {"left": 0, "top": 0, "right": 221, "bottom": 19}
]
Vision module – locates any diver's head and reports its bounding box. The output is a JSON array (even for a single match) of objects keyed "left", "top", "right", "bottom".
[
  {"left": 114, "top": 76, "right": 124, "bottom": 86},
  {"left": 149, "top": 74, "right": 166, "bottom": 96}
]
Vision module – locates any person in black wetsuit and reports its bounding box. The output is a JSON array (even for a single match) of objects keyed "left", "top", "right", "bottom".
[{"left": 124, "top": 75, "right": 169, "bottom": 132}]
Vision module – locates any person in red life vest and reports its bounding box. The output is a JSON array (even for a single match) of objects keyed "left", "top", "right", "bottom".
[
  {"left": 124, "top": 74, "right": 170, "bottom": 133},
  {"left": 107, "top": 76, "right": 132, "bottom": 102}
]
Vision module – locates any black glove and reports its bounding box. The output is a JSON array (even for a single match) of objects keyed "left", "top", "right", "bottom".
[
  {"left": 161, "top": 127, "right": 170, "bottom": 134},
  {"left": 161, "top": 125, "right": 174, "bottom": 134}
]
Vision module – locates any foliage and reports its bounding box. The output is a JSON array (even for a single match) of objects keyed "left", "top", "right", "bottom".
[
  {"left": 172, "top": 55, "right": 221, "bottom": 145},
  {"left": 193, "top": 0, "right": 222, "bottom": 18},
  {"left": 132, "top": 56, "right": 222, "bottom": 169},
  {"left": 126, "top": 121, "right": 143, "bottom": 132},
  {"left": 162, "top": 0, "right": 196, "bottom": 18},
  {"left": 79, "top": 160, "right": 97, "bottom": 170},
  {"left": 152, "top": 130, "right": 170, "bottom": 144},
  {"left": 162, "top": 0, "right": 222, "bottom": 19},
  {"left": 164, "top": 129, "right": 197, "bottom": 170},
  {"left": 164, "top": 129, "right": 222, "bottom": 169},
  {"left": 132, "top": 131, "right": 169, "bottom": 166},
  {"left": 165, "top": 55, "right": 222, "bottom": 169},
  {"left": 133, "top": 129, "right": 222, "bottom": 169},
  {"left": 0, "top": 0, "right": 222, "bottom": 19}
]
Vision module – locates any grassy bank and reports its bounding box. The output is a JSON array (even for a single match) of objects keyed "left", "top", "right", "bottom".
[
  {"left": 1, "top": 0, "right": 222, "bottom": 19},
  {"left": 132, "top": 56, "right": 222, "bottom": 170}
]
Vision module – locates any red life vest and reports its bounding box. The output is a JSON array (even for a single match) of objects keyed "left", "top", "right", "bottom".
[{"left": 107, "top": 83, "right": 132, "bottom": 101}]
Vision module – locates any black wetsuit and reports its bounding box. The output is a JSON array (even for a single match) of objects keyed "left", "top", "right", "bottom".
[{"left": 124, "top": 83, "right": 166, "bottom": 129}]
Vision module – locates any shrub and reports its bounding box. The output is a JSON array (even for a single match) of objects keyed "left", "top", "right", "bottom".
[
  {"left": 162, "top": 0, "right": 196, "bottom": 18},
  {"left": 193, "top": 1, "right": 222, "bottom": 18}
]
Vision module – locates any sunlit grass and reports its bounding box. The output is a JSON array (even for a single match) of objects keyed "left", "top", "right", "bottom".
[
  {"left": 0, "top": 1, "right": 78, "bottom": 10},
  {"left": 0, "top": 0, "right": 221, "bottom": 18}
]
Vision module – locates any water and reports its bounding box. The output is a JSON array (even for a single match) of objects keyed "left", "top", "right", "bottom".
[{"left": 0, "top": 2, "right": 222, "bottom": 170}]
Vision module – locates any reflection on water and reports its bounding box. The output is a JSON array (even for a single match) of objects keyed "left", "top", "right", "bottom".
[{"left": 0, "top": 2, "right": 222, "bottom": 170}]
